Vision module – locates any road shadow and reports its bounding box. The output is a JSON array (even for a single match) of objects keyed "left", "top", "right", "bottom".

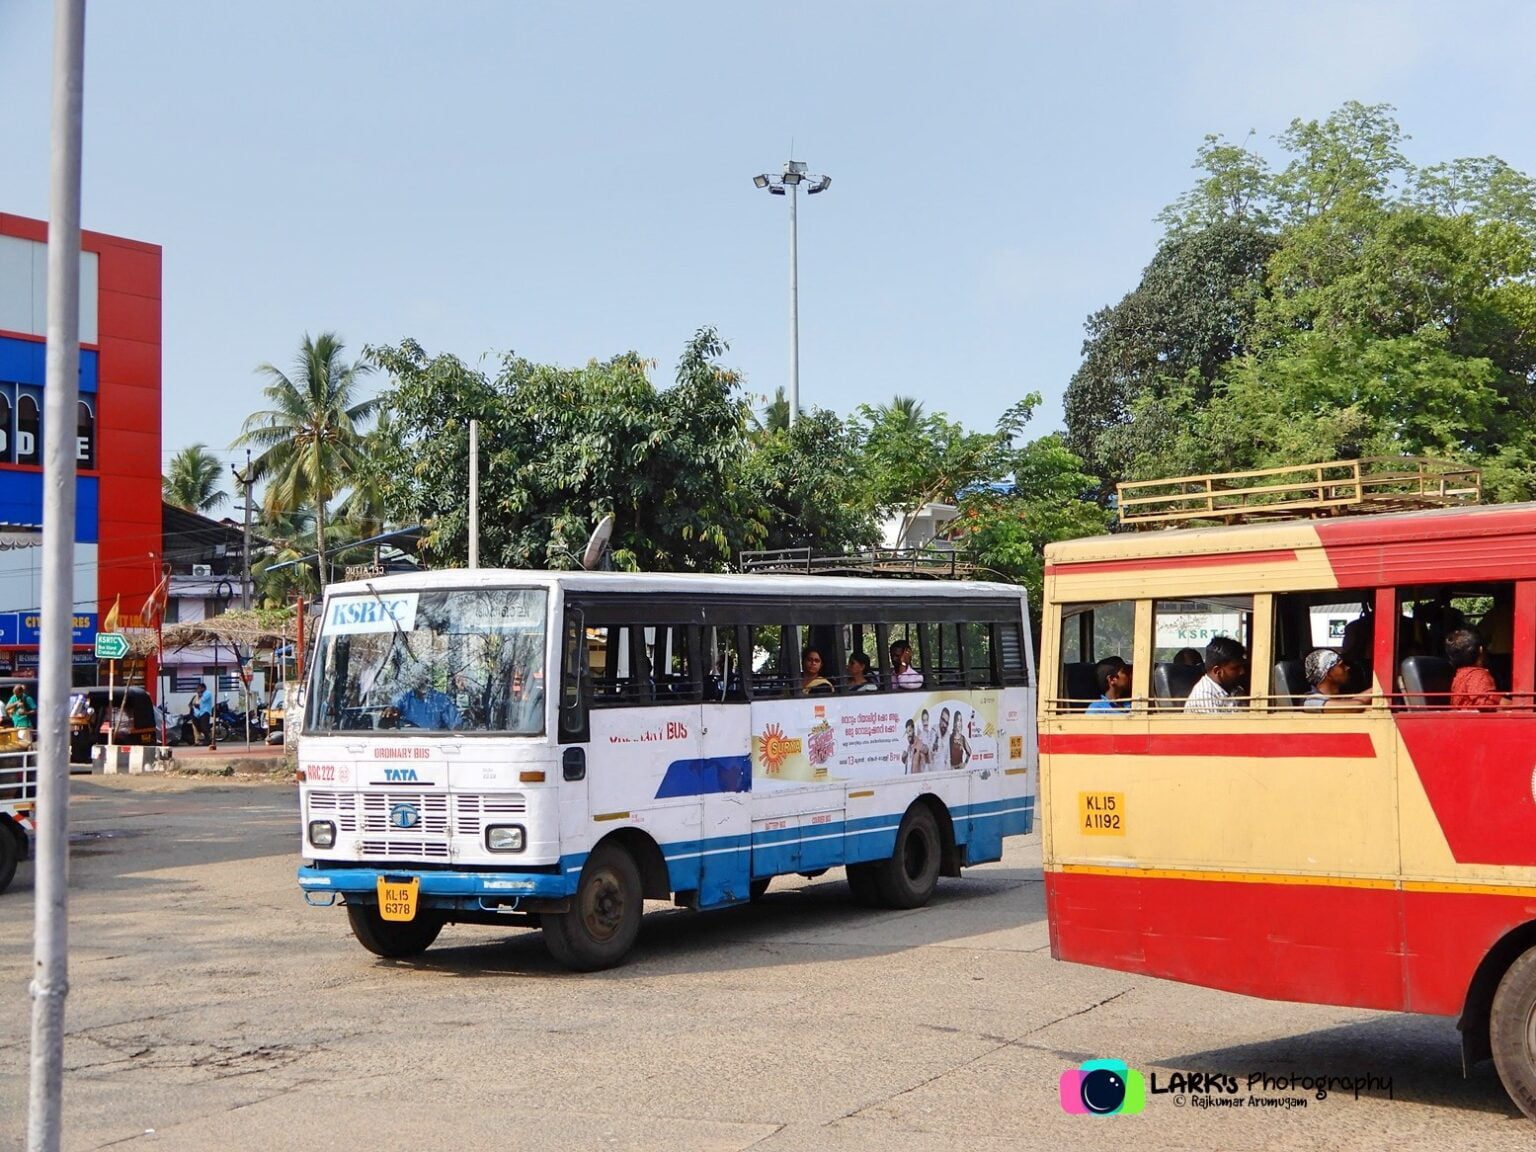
[
  {"left": 1160, "top": 1014, "right": 1520, "bottom": 1120},
  {"left": 396, "top": 866, "right": 1046, "bottom": 979}
]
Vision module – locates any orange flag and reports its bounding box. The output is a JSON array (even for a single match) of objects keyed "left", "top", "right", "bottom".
[{"left": 102, "top": 594, "right": 121, "bottom": 633}]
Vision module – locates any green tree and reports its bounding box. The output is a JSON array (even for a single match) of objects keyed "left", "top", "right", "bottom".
[
  {"left": 162, "top": 444, "right": 228, "bottom": 513},
  {"left": 1070, "top": 102, "right": 1536, "bottom": 504},
  {"left": 368, "top": 328, "right": 766, "bottom": 572},
  {"left": 741, "top": 407, "right": 879, "bottom": 555},
  {"left": 1063, "top": 219, "right": 1276, "bottom": 487},
  {"left": 235, "top": 332, "right": 378, "bottom": 588}
]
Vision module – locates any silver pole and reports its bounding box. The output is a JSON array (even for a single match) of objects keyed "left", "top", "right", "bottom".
[
  {"left": 30, "top": 2, "right": 86, "bottom": 1149},
  {"left": 787, "top": 182, "right": 799, "bottom": 429},
  {"left": 238, "top": 449, "right": 252, "bottom": 610},
  {"left": 467, "top": 419, "right": 479, "bottom": 569}
]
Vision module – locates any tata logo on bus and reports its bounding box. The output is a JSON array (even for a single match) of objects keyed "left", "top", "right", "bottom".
[
  {"left": 388, "top": 803, "right": 421, "bottom": 830},
  {"left": 382, "top": 768, "right": 420, "bottom": 783},
  {"left": 324, "top": 592, "right": 419, "bottom": 635}
]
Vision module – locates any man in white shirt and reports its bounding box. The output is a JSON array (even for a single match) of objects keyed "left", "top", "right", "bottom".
[
  {"left": 1183, "top": 636, "right": 1248, "bottom": 714},
  {"left": 890, "top": 640, "right": 924, "bottom": 690}
]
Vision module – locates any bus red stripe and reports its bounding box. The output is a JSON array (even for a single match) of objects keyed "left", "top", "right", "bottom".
[{"left": 1039, "top": 732, "right": 1376, "bottom": 758}]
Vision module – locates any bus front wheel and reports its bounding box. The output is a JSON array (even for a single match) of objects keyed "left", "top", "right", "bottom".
[
  {"left": 1491, "top": 945, "right": 1536, "bottom": 1119},
  {"left": 542, "top": 842, "right": 642, "bottom": 971},
  {"left": 873, "top": 806, "right": 942, "bottom": 910},
  {"left": 346, "top": 902, "right": 445, "bottom": 958}
]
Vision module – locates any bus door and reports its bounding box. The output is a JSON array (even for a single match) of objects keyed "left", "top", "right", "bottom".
[{"left": 696, "top": 624, "right": 752, "bottom": 906}]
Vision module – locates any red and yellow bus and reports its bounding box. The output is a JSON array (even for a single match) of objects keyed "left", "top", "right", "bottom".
[{"left": 1041, "top": 489, "right": 1536, "bottom": 1116}]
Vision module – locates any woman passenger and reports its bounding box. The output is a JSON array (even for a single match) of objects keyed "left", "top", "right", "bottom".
[
  {"left": 847, "top": 652, "right": 878, "bottom": 693},
  {"left": 801, "top": 647, "right": 835, "bottom": 696}
]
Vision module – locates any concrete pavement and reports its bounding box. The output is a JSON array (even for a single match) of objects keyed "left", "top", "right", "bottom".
[{"left": 0, "top": 776, "right": 1529, "bottom": 1151}]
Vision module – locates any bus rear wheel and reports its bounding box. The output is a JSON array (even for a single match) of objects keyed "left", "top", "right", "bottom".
[
  {"left": 1491, "top": 945, "right": 1536, "bottom": 1119},
  {"left": 347, "top": 902, "right": 445, "bottom": 958},
  {"left": 542, "top": 842, "right": 642, "bottom": 971},
  {"left": 873, "top": 806, "right": 941, "bottom": 910}
]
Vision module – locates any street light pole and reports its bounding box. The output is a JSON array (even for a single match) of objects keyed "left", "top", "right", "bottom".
[{"left": 753, "top": 159, "right": 830, "bottom": 429}]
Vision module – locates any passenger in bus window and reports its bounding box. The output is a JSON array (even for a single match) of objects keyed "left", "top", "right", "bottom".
[
  {"left": 1302, "top": 650, "right": 1369, "bottom": 713},
  {"left": 1184, "top": 637, "right": 1247, "bottom": 714},
  {"left": 890, "top": 640, "right": 924, "bottom": 689},
  {"left": 1446, "top": 628, "right": 1506, "bottom": 711},
  {"left": 846, "top": 652, "right": 879, "bottom": 693},
  {"left": 1173, "top": 648, "right": 1203, "bottom": 667},
  {"left": 800, "top": 647, "right": 835, "bottom": 696},
  {"left": 1086, "top": 656, "right": 1132, "bottom": 714}
]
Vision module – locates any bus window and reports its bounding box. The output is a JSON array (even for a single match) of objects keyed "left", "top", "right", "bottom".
[
  {"left": 928, "top": 622, "right": 966, "bottom": 689},
  {"left": 1151, "top": 596, "right": 1252, "bottom": 708},
  {"left": 1270, "top": 592, "right": 1374, "bottom": 706},
  {"left": 653, "top": 625, "right": 700, "bottom": 702},
  {"left": 1395, "top": 583, "right": 1516, "bottom": 708},
  {"left": 751, "top": 624, "right": 793, "bottom": 698},
  {"left": 702, "top": 625, "right": 747, "bottom": 702},
  {"left": 1058, "top": 601, "right": 1133, "bottom": 709},
  {"left": 963, "top": 621, "right": 995, "bottom": 688},
  {"left": 995, "top": 619, "right": 1029, "bottom": 687}
]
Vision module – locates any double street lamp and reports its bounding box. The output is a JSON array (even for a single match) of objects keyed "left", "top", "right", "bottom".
[{"left": 753, "top": 160, "right": 831, "bottom": 428}]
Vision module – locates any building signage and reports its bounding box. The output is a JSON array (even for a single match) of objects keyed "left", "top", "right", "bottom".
[{"left": 0, "top": 612, "right": 98, "bottom": 646}]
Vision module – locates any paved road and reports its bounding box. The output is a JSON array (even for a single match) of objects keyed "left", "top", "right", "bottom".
[{"left": 1, "top": 777, "right": 1531, "bottom": 1151}]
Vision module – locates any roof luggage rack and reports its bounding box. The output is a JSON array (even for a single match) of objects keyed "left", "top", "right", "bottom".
[
  {"left": 1116, "top": 456, "right": 1482, "bottom": 529},
  {"left": 738, "top": 546, "right": 975, "bottom": 580}
]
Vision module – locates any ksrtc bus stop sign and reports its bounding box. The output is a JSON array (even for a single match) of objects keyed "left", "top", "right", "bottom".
[{"left": 94, "top": 632, "right": 128, "bottom": 660}]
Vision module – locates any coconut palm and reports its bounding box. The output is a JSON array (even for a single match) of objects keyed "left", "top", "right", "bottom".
[
  {"left": 235, "top": 332, "right": 377, "bottom": 588},
  {"left": 163, "top": 444, "right": 228, "bottom": 513}
]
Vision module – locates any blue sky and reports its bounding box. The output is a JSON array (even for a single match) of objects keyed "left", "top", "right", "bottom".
[{"left": 3, "top": 1, "right": 1535, "bottom": 496}]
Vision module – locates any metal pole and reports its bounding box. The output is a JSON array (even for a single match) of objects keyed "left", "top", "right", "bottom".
[
  {"left": 468, "top": 419, "right": 479, "bottom": 569},
  {"left": 787, "top": 181, "right": 799, "bottom": 428},
  {"left": 236, "top": 449, "right": 252, "bottom": 610},
  {"left": 31, "top": 2, "right": 86, "bottom": 1148}
]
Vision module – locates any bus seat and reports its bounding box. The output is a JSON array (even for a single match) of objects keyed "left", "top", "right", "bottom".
[
  {"left": 1152, "top": 662, "right": 1205, "bottom": 709},
  {"left": 1271, "top": 659, "right": 1308, "bottom": 708},
  {"left": 1400, "top": 656, "right": 1453, "bottom": 709},
  {"left": 1061, "top": 662, "right": 1100, "bottom": 710}
]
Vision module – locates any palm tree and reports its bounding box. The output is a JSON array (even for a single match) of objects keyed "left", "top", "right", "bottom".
[
  {"left": 163, "top": 444, "right": 228, "bottom": 513},
  {"left": 235, "top": 332, "right": 377, "bottom": 588},
  {"left": 880, "top": 394, "right": 927, "bottom": 435},
  {"left": 752, "top": 387, "right": 791, "bottom": 436}
]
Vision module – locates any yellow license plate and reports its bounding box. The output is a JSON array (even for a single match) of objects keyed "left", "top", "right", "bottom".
[{"left": 376, "top": 877, "right": 420, "bottom": 922}]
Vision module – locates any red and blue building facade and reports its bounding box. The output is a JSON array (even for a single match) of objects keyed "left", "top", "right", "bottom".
[{"left": 0, "top": 213, "right": 161, "bottom": 681}]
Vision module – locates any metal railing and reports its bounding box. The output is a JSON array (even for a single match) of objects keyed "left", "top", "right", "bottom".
[
  {"left": 0, "top": 749, "right": 38, "bottom": 806},
  {"left": 738, "top": 546, "right": 976, "bottom": 580},
  {"left": 1116, "top": 457, "right": 1482, "bottom": 528}
]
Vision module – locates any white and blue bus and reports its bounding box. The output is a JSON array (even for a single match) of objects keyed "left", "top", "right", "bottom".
[{"left": 297, "top": 570, "right": 1036, "bottom": 969}]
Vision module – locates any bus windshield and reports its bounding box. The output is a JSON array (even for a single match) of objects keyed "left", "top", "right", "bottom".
[{"left": 307, "top": 587, "right": 547, "bottom": 735}]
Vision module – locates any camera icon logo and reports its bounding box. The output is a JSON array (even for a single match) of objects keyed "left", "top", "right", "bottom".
[{"left": 1059, "top": 1059, "right": 1146, "bottom": 1115}]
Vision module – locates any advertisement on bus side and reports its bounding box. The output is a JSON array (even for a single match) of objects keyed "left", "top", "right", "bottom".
[{"left": 750, "top": 691, "right": 1001, "bottom": 786}]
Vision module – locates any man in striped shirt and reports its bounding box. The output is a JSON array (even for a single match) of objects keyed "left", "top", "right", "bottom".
[{"left": 1183, "top": 636, "right": 1248, "bottom": 714}]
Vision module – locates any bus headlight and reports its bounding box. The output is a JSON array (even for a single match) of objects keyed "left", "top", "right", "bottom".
[
  {"left": 308, "top": 820, "right": 336, "bottom": 849},
  {"left": 486, "top": 825, "right": 525, "bottom": 853}
]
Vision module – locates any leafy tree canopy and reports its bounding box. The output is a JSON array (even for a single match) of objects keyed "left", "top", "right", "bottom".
[{"left": 1069, "top": 102, "right": 1536, "bottom": 501}]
